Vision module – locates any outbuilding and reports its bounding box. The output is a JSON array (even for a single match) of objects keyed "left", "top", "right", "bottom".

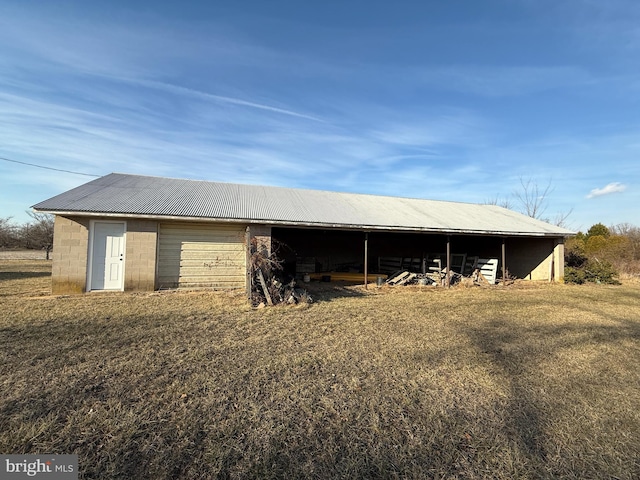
[{"left": 33, "top": 173, "right": 573, "bottom": 294}]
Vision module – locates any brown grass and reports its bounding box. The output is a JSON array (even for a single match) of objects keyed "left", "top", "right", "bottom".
[
  {"left": 0, "top": 249, "right": 49, "bottom": 260},
  {"left": 1, "top": 260, "right": 639, "bottom": 479}
]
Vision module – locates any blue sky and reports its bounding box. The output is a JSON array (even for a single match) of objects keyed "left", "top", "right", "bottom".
[{"left": 1, "top": 0, "right": 639, "bottom": 230}]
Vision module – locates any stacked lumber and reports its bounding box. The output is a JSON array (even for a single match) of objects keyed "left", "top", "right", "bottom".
[
  {"left": 386, "top": 271, "right": 434, "bottom": 286},
  {"left": 386, "top": 271, "right": 417, "bottom": 286},
  {"left": 383, "top": 256, "right": 501, "bottom": 287}
]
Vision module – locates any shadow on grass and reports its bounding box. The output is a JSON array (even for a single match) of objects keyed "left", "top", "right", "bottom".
[
  {"left": 304, "top": 281, "right": 368, "bottom": 302},
  {"left": 463, "top": 306, "right": 640, "bottom": 477},
  {"left": 0, "top": 271, "right": 51, "bottom": 281},
  {"left": 466, "top": 320, "right": 548, "bottom": 463}
]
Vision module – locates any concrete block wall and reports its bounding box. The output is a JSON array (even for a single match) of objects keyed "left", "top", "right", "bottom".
[
  {"left": 51, "top": 216, "right": 90, "bottom": 294},
  {"left": 250, "top": 224, "right": 272, "bottom": 256},
  {"left": 506, "top": 237, "right": 565, "bottom": 281},
  {"left": 552, "top": 240, "right": 565, "bottom": 282},
  {"left": 124, "top": 219, "right": 158, "bottom": 291},
  {"left": 51, "top": 216, "right": 160, "bottom": 294}
]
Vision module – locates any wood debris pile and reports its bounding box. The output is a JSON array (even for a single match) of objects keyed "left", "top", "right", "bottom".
[
  {"left": 383, "top": 257, "right": 501, "bottom": 287},
  {"left": 249, "top": 238, "right": 312, "bottom": 307},
  {"left": 385, "top": 269, "right": 460, "bottom": 287}
]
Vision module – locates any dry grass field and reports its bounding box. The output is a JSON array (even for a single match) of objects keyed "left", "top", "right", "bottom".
[{"left": 1, "top": 260, "right": 639, "bottom": 479}]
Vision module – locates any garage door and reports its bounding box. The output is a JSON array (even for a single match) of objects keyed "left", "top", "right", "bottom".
[{"left": 157, "top": 223, "right": 246, "bottom": 289}]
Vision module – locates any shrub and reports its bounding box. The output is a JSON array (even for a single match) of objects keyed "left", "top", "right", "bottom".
[
  {"left": 564, "top": 266, "right": 585, "bottom": 284},
  {"left": 565, "top": 259, "right": 620, "bottom": 285},
  {"left": 587, "top": 223, "right": 610, "bottom": 238},
  {"left": 565, "top": 243, "right": 587, "bottom": 268},
  {"left": 565, "top": 223, "right": 627, "bottom": 284},
  {"left": 585, "top": 235, "right": 608, "bottom": 255},
  {"left": 584, "top": 259, "right": 620, "bottom": 285}
]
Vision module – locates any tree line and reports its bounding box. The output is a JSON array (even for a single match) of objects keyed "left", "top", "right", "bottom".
[
  {"left": 565, "top": 222, "right": 640, "bottom": 284},
  {"left": 0, "top": 212, "right": 55, "bottom": 259}
]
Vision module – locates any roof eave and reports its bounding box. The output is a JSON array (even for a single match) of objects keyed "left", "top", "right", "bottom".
[{"left": 36, "top": 209, "right": 575, "bottom": 238}]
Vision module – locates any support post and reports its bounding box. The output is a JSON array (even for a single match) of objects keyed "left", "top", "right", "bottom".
[
  {"left": 245, "top": 226, "right": 252, "bottom": 301},
  {"left": 446, "top": 235, "right": 451, "bottom": 288},
  {"left": 364, "top": 232, "right": 369, "bottom": 289},
  {"left": 502, "top": 237, "right": 507, "bottom": 286}
]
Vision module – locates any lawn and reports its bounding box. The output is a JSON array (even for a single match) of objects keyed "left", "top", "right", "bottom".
[{"left": 1, "top": 260, "right": 639, "bottom": 479}]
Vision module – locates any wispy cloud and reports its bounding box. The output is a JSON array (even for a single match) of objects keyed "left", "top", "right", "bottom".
[
  {"left": 0, "top": 5, "right": 322, "bottom": 123},
  {"left": 416, "top": 65, "right": 594, "bottom": 97},
  {"left": 371, "top": 110, "right": 488, "bottom": 147},
  {"left": 117, "top": 77, "right": 325, "bottom": 122},
  {"left": 586, "top": 182, "right": 627, "bottom": 198}
]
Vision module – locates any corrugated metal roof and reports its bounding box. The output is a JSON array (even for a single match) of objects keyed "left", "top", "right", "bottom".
[{"left": 33, "top": 173, "right": 574, "bottom": 237}]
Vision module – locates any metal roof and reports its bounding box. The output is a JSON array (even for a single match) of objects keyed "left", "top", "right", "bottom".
[{"left": 33, "top": 173, "right": 574, "bottom": 237}]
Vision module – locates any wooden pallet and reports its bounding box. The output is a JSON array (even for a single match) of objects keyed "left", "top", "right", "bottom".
[{"left": 475, "top": 258, "right": 499, "bottom": 284}]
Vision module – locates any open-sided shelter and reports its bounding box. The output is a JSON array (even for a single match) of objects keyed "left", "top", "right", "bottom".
[{"left": 33, "top": 173, "right": 573, "bottom": 294}]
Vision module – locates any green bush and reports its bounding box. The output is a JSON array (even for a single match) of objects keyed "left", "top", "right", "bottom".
[
  {"left": 584, "top": 259, "right": 620, "bottom": 285},
  {"left": 565, "top": 222, "right": 627, "bottom": 284},
  {"left": 565, "top": 259, "right": 620, "bottom": 285},
  {"left": 564, "top": 266, "right": 585, "bottom": 284},
  {"left": 565, "top": 249, "right": 587, "bottom": 268},
  {"left": 587, "top": 223, "right": 610, "bottom": 238}
]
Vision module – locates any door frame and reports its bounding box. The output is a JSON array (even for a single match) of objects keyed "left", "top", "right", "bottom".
[{"left": 87, "top": 220, "right": 127, "bottom": 291}]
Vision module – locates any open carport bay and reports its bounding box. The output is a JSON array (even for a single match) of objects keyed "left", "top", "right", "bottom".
[{"left": 272, "top": 227, "right": 558, "bottom": 282}]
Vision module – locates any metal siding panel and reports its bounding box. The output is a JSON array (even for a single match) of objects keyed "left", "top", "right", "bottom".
[{"left": 157, "top": 223, "right": 246, "bottom": 289}]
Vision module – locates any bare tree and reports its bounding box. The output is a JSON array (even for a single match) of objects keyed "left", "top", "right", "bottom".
[
  {"left": 611, "top": 223, "right": 639, "bottom": 237},
  {"left": 486, "top": 177, "right": 572, "bottom": 227},
  {"left": 551, "top": 208, "right": 574, "bottom": 229},
  {"left": 484, "top": 196, "right": 513, "bottom": 209},
  {"left": 21, "top": 212, "right": 55, "bottom": 259},
  {"left": 0, "top": 217, "right": 18, "bottom": 248},
  {"left": 513, "top": 177, "right": 553, "bottom": 220},
  {"left": 611, "top": 223, "right": 640, "bottom": 260}
]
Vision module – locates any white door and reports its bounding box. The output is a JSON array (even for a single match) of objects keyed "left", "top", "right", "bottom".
[{"left": 90, "top": 222, "right": 125, "bottom": 290}]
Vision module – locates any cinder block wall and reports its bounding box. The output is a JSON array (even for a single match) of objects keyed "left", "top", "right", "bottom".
[
  {"left": 506, "top": 237, "right": 565, "bottom": 281},
  {"left": 552, "top": 240, "right": 565, "bottom": 281},
  {"left": 51, "top": 216, "right": 90, "bottom": 294},
  {"left": 124, "top": 219, "right": 158, "bottom": 291},
  {"left": 51, "top": 216, "right": 160, "bottom": 293},
  {"left": 250, "top": 224, "right": 272, "bottom": 255}
]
